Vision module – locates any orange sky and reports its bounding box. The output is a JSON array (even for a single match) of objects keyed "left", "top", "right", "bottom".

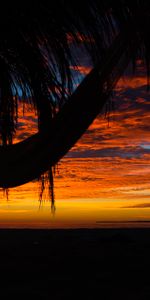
[{"left": 1, "top": 60, "right": 150, "bottom": 228}]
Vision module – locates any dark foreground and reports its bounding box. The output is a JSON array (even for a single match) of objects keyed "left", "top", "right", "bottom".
[{"left": 0, "top": 228, "right": 150, "bottom": 299}]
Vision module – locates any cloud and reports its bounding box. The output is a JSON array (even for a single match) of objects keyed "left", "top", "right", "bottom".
[
  {"left": 67, "top": 145, "right": 150, "bottom": 158},
  {"left": 70, "top": 65, "right": 91, "bottom": 75},
  {"left": 66, "top": 69, "right": 150, "bottom": 162},
  {"left": 123, "top": 203, "right": 150, "bottom": 209},
  {"left": 11, "top": 59, "right": 150, "bottom": 205},
  {"left": 13, "top": 102, "right": 38, "bottom": 143}
]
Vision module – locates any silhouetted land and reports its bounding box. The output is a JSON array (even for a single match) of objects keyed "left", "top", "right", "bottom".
[{"left": 0, "top": 228, "right": 150, "bottom": 299}]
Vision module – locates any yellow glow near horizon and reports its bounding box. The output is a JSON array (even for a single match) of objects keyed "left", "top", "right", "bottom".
[{"left": 0, "top": 193, "right": 150, "bottom": 228}]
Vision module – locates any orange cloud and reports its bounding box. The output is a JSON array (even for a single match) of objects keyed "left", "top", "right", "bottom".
[
  {"left": 1, "top": 60, "right": 150, "bottom": 228},
  {"left": 13, "top": 102, "right": 38, "bottom": 144},
  {"left": 70, "top": 65, "right": 91, "bottom": 75}
]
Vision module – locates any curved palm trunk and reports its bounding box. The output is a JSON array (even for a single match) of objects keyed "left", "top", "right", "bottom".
[{"left": 0, "top": 28, "right": 137, "bottom": 188}]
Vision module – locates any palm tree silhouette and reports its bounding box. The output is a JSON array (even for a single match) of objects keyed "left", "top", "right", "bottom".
[{"left": 0, "top": 1, "right": 149, "bottom": 203}]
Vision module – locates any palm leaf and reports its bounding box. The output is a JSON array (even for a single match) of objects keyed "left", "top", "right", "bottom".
[
  {"left": 0, "top": 1, "right": 149, "bottom": 205},
  {"left": 0, "top": 24, "right": 138, "bottom": 187}
]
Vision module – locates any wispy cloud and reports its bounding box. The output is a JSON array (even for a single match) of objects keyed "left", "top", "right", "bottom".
[{"left": 123, "top": 203, "right": 150, "bottom": 209}]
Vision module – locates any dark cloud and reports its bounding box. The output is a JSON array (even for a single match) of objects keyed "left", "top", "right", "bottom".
[
  {"left": 67, "top": 143, "right": 150, "bottom": 158},
  {"left": 123, "top": 203, "right": 150, "bottom": 208},
  {"left": 16, "top": 132, "right": 32, "bottom": 140}
]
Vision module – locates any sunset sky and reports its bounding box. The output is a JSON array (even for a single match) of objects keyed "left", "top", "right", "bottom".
[{"left": 0, "top": 59, "right": 150, "bottom": 228}]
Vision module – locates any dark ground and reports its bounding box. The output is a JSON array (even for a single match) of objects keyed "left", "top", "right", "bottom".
[{"left": 0, "top": 228, "right": 150, "bottom": 299}]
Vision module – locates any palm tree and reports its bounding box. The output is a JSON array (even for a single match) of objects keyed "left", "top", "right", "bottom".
[{"left": 0, "top": 1, "right": 149, "bottom": 205}]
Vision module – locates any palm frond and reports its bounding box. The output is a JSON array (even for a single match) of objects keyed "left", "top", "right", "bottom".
[
  {"left": 0, "top": 1, "right": 149, "bottom": 143},
  {"left": 0, "top": 1, "right": 150, "bottom": 205}
]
